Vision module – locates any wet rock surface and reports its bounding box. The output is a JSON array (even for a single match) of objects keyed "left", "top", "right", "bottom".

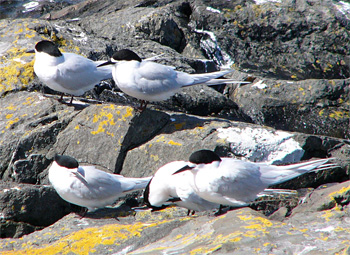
[{"left": 0, "top": 0, "right": 349, "bottom": 253}]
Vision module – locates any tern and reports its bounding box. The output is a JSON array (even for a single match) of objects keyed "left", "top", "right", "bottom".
[
  {"left": 28, "top": 40, "right": 112, "bottom": 104},
  {"left": 144, "top": 149, "right": 336, "bottom": 213},
  {"left": 144, "top": 160, "right": 220, "bottom": 215},
  {"left": 186, "top": 150, "right": 336, "bottom": 207},
  {"left": 98, "top": 49, "right": 249, "bottom": 110},
  {"left": 49, "top": 154, "right": 152, "bottom": 212}
]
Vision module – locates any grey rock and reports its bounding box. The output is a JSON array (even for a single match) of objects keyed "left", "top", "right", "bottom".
[
  {"left": 12, "top": 154, "right": 51, "bottom": 184},
  {"left": 2, "top": 201, "right": 350, "bottom": 254},
  {"left": 49, "top": 104, "right": 169, "bottom": 173},
  {"left": 291, "top": 181, "right": 350, "bottom": 214},
  {"left": 0, "top": 182, "right": 75, "bottom": 238},
  {"left": 268, "top": 207, "right": 289, "bottom": 221},
  {"left": 0, "top": 92, "right": 78, "bottom": 182},
  {"left": 1, "top": 0, "right": 350, "bottom": 251},
  {"left": 0, "top": 220, "right": 40, "bottom": 239},
  {"left": 0, "top": 0, "right": 83, "bottom": 20},
  {"left": 189, "top": 0, "right": 350, "bottom": 79},
  {"left": 233, "top": 78, "right": 350, "bottom": 139}
]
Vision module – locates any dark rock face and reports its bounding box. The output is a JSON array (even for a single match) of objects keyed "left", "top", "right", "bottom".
[
  {"left": 0, "top": 92, "right": 78, "bottom": 181},
  {"left": 0, "top": 182, "right": 75, "bottom": 238},
  {"left": 50, "top": 104, "right": 170, "bottom": 173},
  {"left": 190, "top": 0, "right": 350, "bottom": 80},
  {"left": 233, "top": 78, "right": 350, "bottom": 139},
  {"left": 0, "top": 0, "right": 349, "bottom": 253}
]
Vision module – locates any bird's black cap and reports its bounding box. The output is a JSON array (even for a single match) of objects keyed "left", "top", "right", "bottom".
[
  {"left": 112, "top": 49, "right": 142, "bottom": 62},
  {"left": 54, "top": 154, "right": 79, "bottom": 169},
  {"left": 35, "top": 40, "right": 62, "bottom": 57},
  {"left": 189, "top": 150, "right": 222, "bottom": 164}
]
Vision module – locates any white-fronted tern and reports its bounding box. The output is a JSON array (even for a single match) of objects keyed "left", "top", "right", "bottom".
[
  {"left": 145, "top": 149, "right": 336, "bottom": 213},
  {"left": 28, "top": 40, "right": 112, "bottom": 104},
  {"left": 144, "top": 160, "right": 220, "bottom": 215},
  {"left": 49, "top": 154, "right": 152, "bottom": 212},
  {"left": 98, "top": 49, "right": 249, "bottom": 110},
  {"left": 187, "top": 150, "right": 336, "bottom": 207}
]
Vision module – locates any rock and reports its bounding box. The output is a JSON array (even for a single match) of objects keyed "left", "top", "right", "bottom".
[
  {"left": 0, "top": 0, "right": 84, "bottom": 20},
  {"left": 12, "top": 154, "right": 51, "bottom": 184},
  {"left": 162, "top": 84, "right": 251, "bottom": 119},
  {"left": 0, "top": 182, "right": 75, "bottom": 238},
  {"left": 291, "top": 181, "right": 350, "bottom": 214},
  {"left": 0, "top": 92, "right": 78, "bottom": 182},
  {"left": 1, "top": 203, "right": 350, "bottom": 254},
  {"left": 233, "top": 78, "right": 350, "bottom": 139},
  {"left": 189, "top": 0, "right": 350, "bottom": 80},
  {"left": 48, "top": 104, "right": 169, "bottom": 173},
  {"left": 1, "top": 0, "right": 350, "bottom": 250}
]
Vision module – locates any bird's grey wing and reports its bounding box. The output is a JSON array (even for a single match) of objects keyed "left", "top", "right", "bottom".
[
  {"left": 56, "top": 54, "right": 110, "bottom": 90},
  {"left": 257, "top": 158, "right": 334, "bottom": 186},
  {"left": 138, "top": 61, "right": 176, "bottom": 81},
  {"left": 177, "top": 69, "right": 233, "bottom": 87},
  {"left": 94, "top": 60, "right": 113, "bottom": 79},
  {"left": 175, "top": 172, "right": 218, "bottom": 211},
  {"left": 76, "top": 166, "right": 123, "bottom": 200},
  {"left": 113, "top": 175, "right": 152, "bottom": 193},
  {"left": 202, "top": 159, "right": 266, "bottom": 203},
  {"left": 136, "top": 61, "right": 183, "bottom": 93}
]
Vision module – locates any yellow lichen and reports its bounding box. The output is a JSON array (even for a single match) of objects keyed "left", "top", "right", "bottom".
[
  {"left": 168, "top": 140, "right": 182, "bottom": 146},
  {"left": 321, "top": 210, "right": 334, "bottom": 222},
  {"left": 2, "top": 219, "right": 184, "bottom": 255},
  {"left": 319, "top": 109, "right": 325, "bottom": 116},
  {"left": 6, "top": 117, "right": 19, "bottom": 129},
  {"left": 150, "top": 155, "right": 159, "bottom": 161},
  {"left": 0, "top": 45, "right": 35, "bottom": 94},
  {"left": 328, "top": 185, "right": 350, "bottom": 200},
  {"left": 328, "top": 110, "right": 349, "bottom": 120},
  {"left": 5, "top": 114, "right": 13, "bottom": 119},
  {"left": 91, "top": 105, "right": 124, "bottom": 136}
]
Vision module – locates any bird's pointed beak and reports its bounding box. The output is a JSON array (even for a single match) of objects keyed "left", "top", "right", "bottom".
[
  {"left": 97, "top": 60, "right": 114, "bottom": 67},
  {"left": 26, "top": 49, "right": 35, "bottom": 54},
  {"left": 72, "top": 171, "right": 88, "bottom": 184}
]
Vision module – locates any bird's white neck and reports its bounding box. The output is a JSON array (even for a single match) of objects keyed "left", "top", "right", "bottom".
[{"left": 35, "top": 51, "right": 64, "bottom": 66}]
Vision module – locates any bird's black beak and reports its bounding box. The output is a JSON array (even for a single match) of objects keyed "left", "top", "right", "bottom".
[
  {"left": 26, "top": 49, "right": 35, "bottom": 54},
  {"left": 97, "top": 60, "right": 114, "bottom": 67}
]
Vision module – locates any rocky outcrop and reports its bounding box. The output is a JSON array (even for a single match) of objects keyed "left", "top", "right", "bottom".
[
  {"left": 0, "top": 0, "right": 350, "bottom": 253},
  {"left": 0, "top": 91, "right": 349, "bottom": 243},
  {"left": 1, "top": 181, "right": 350, "bottom": 254},
  {"left": 0, "top": 183, "right": 76, "bottom": 238},
  {"left": 233, "top": 78, "right": 350, "bottom": 139}
]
